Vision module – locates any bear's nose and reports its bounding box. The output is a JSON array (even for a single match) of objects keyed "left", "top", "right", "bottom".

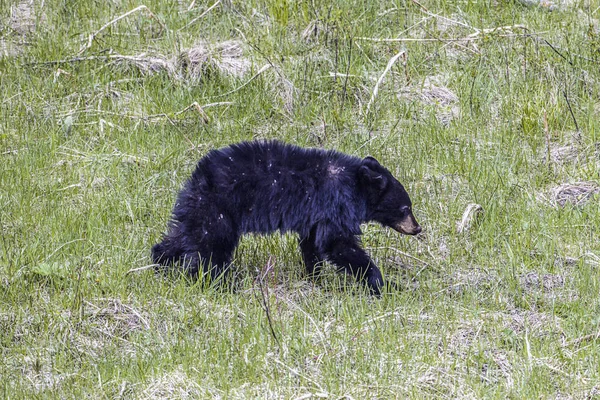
[{"left": 414, "top": 225, "right": 422, "bottom": 234}]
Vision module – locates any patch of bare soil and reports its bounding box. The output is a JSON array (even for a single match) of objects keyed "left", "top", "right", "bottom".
[
  {"left": 2, "top": 0, "right": 46, "bottom": 57},
  {"left": 10, "top": 0, "right": 38, "bottom": 35},
  {"left": 506, "top": 309, "right": 562, "bottom": 337},
  {"left": 519, "top": 270, "right": 578, "bottom": 302},
  {"left": 520, "top": 272, "right": 564, "bottom": 292}
]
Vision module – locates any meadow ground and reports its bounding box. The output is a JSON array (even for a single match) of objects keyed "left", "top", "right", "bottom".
[{"left": 1, "top": 0, "right": 600, "bottom": 398}]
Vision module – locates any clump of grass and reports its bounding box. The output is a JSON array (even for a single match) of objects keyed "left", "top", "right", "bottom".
[{"left": 548, "top": 181, "right": 600, "bottom": 207}]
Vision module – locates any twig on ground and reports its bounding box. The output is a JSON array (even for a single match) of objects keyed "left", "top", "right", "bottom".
[
  {"left": 375, "top": 246, "right": 430, "bottom": 266},
  {"left": 174, "top": 101, "right": 209, "bottom": 122},
  {"left": 563, "top": 90, "right": 580, "bottom": 132},
  {"left": 356, "top": 37, "right": 475, "bottom": 43},
  {"left": 187, "top": 0, "right": 197, "bottom": 11},
  {"left": 126, "top": 264, "right": 158, "bottom": 275},
  {"left": 255, "top": 256, "right": 280, "bottom": 347},
  {"left": 28, "top": 54, "right": 171, "bottom": 68},
  {"left": 79, "top": 5, "right": 165, "bottom": 54},
  {"left": 364, "top": 50, "right": 405, "bottom": 117},
  {"left": 466, "top": 24, "right": 529, "bottom": 39}
]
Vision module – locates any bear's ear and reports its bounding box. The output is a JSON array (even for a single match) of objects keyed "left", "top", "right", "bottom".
[
  {"left": 359, "top": 164, "right": 387, "bottom": 191},
  {"left": 362, "top": 156, "right": 382, "bottom": 169}
]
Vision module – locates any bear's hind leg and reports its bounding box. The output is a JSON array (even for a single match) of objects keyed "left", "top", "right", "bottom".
[{"left": 299, "top": 227, "right": 324, "bottom": 278}]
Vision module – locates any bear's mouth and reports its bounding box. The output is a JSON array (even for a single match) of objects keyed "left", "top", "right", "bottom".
[{"left": 393, "top": 218, "right": 422, "bottom": 235}]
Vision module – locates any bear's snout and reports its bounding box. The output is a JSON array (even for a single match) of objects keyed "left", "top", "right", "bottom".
[{"left": 393, "top": 215, "right": 421, "bottom": 235}]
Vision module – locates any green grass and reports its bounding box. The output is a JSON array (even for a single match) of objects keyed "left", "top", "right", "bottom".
[{"left": 1, "top": 0, "right": 600, "bottom": 397}]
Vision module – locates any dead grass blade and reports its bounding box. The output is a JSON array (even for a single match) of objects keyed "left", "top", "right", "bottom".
[
  {"left": 179, "top": 0, "right": 221, "bottom": 31},
  {"left": 364, "top": 50, "right": 405, "bottom": 117},
  {"left": 457, "top": 203, "right": 483, "bottom": 233},
  {"left": 79, "top": 5, "right": 166, "bottom": 54}
]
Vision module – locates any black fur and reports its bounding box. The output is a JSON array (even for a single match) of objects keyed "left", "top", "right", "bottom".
[{"left": 152, "top": 140, "right": 421, "bottom": 295}]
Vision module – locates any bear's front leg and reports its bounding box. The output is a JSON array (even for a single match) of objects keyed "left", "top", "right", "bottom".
[{"left": 324, "top": 237, "right": 384, "bottom": 296}]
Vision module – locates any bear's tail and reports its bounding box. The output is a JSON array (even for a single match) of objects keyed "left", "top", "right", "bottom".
[{"left": 151, "top": 223, "right": 185, "bottom": 269}]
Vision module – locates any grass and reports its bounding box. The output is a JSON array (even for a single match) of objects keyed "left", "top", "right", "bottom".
[{"left": 1, "top": 0, "right": 600, "bottom": 397}]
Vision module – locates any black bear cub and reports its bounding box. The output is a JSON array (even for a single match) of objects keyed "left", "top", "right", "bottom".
[{"left": 152, "top": 140, "right": 421, "bottom": 295}]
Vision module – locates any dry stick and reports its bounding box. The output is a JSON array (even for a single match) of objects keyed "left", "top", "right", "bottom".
[
  {"left": 562, "top": 90, "right": 580, "bottom": 133},
  {"left": 28, "top": 54, "right": 170, "bottom": 67},
  {"left": 79, "top": 5, "right": 165, "bottom": 54},
  {"left": 467, "top": 24, "right": 529, "bottom": 38},
  {"left": 126, "top": 264, "right": 158, "bottom": 275},
  {"left": 255, "top": 257, "right": 280, "bottom": 347},
  {"left": 364, "top": 50, "right": 405, "bottom": 117},
  {"left": 375, "top": 246, "right": 429, "bottom": 266},
  {"left": 357, "top": 29, "right": 529, "bottom": 44},
  {"left": 173, "top": 101, "right": 209, "bottom": 122},
  {"left": 179, "top": 0, "right": 221, "bottom": 31}
]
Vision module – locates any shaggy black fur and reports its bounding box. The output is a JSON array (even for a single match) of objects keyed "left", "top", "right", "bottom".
[{"left": 152, "top": 140, "right": 421, "bottom": 295}]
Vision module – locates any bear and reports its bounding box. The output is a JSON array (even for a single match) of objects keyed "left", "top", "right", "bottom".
[{"left": 152, "top": 140, "right": 421, "bottom": 295}]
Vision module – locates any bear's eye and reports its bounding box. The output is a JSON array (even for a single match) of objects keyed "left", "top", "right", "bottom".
[{"left": 399, "top": 206, "right": 410, "bottom": 215}]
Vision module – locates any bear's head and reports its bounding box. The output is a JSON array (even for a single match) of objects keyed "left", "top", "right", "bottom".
[{"left": 359, "top": 156, "right": 421, "bottom": 235}]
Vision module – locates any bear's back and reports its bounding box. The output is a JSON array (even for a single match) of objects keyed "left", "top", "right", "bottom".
[{"left": 190, "top": 140, "right": 366, "bottom": 236}]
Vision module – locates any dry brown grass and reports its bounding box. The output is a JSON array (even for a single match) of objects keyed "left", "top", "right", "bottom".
[
  {"left": 109, "top": 40, "right": 251, "bottom": 81},
  {"left": 139, "top": 367, "right": 215, "bottom": 399},
  {"left": 548, "top": 181, "right": 600, "bottom": 207},
  {"left": 397, "top": 75, "right": 460, "bottom": 126}
]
